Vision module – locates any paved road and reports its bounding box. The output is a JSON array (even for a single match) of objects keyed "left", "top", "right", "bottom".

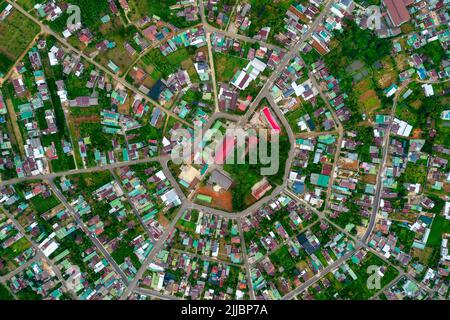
[
  {"left": 240, "top": 0, "right": 336, "bottom": 124},
  {"left": 362, "top": 80, "right": 411, "bottom": 243},
  {"left": 119, "top": 203, "right": 188, "bottom": 299},
  {"left": 309, "top": 73, "right": 344, "bottom": 209},
  {"left": 281, "top": 249, "right": 356, "bottom": 300},
  {"left": 135, "top": 287, "right": 184, "bottom": 300},
  {"left": 0, "top": 156, "right": 165, "bottom": 186},
  {"left": 237, "top": 218, "right": 255, "bottom": 299},
  {"left": 206, "top": 31, "right": 220, "bottom": 113},
  {"left": 6, "top": 0, "right": 194, "bottom": 130},
  {"left": 1, "top": 206, "right": 78, "bottom": 299},
  {"left": 47, "top": 180, "right": 130, "bottom": 286},
  {"left": 2, "top": 0, "right": 405, "bottom": 301}
]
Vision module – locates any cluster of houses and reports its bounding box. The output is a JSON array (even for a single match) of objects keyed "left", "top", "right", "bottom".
[
  {"left": 212, "top": 32, "right": 285, "bottom": 68},
  {"left": 205, "top": 0, "right": 233, "bottom": 28},
  {"left": 241, "top": 194, "right": 313, "bottom": 261},
  {"left": 232, "top": 0, "right": 322, "bottom": 47},
  {"left": 9, "top": 259, "right": 67, "bottom": 300},
  {"left": 159, "top": 27, "right": 207, "bottom": 56},
  {"left": 242, "top": 193, "right": 355, "bottom": 299},
  {"left": 0, "top": 213, "right": 35, "bottom": 275},
  {"left": 274, "top": 0, "right": 324, "bottom": 46},
  {"left": 288, "top": 134, "right": 337, "bottom": 208},
  {"left": 143, "top": 248, "right": 248, "bottom": 299},
  {"left": 326, "top": 130, "right": 378, "bottom": 226},
  {"left": 355, "top": 0, "right": 450, "bottom": 80},
  {"left": 211, "top": 33, "right": 285, "bottom": 112},
  {"left": 311, "top": 60, "right": 353, "bottom": 122},
  {"left": 170, "top": 0, "right": 199, "bottom": 23},
  {"left": 382, "top": 276, "right": 430, "bottom": 300},
  {"left": 0, "top": 91, "right": 15, "bottom": 174},
  {"left": 0, "top": 181, "right": 129, "bottom": 300},
  {"left": 137, "top": 28, "right": 209, "bottom": 108},
  {"left": 233, "top": 3, "right": 252, "bottom": 32},
  {"left": 2, "top": 40, "right": 104, "bottom": 178},
  {"left": 175, "top": 210, "right": 242, "bottom": 264},
  {"left": 300, "top": 250, "right": 384, "bottom": 299},
  {"left": 270, "top": 55, "right": 322, "bottom": 112},
  {"left": 118, "top": 165, "right": 181, "bottom": 223}
]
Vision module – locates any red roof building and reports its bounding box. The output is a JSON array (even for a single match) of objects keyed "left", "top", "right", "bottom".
[
  {"left": 262, "top": 107, "right": 281, "bottom": 133},
  {"left": 383, "top": 0, "right": 411, "bottom": 27}
]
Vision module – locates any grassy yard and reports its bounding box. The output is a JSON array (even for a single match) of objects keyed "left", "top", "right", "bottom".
[
  {"left": 0, "top": 283, "right": 14, "bottom": 300},
  {"left": 427, "top": 215, "right": 450, "bottom": 247},
  {"left": 401, "top": 163, "right": 428, "bottom": 185},
  {"left": 270, "top": 245, "right": 297, "bottom": 274},
  {"left": 29, "top": 194, "right": 60, "bottom": 214}
]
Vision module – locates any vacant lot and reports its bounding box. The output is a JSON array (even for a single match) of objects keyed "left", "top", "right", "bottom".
[
  {"left": 128, "top": 0, "right": 199, "bottom": 28},
  {"left": 353, "top": 78, "right": 382, "bottom": 115},
  {"left": 142, "top": 47, "right": 197, "bottom": 80},
  {"left": 213, "top": 52, "right": 248, "bottom": 83},
  {"left": 95, "top": 18, "right": 140, "bottom": 75},
  {"left": 245, "top": 0, "right": 295, "bottom": 43},
  {"left": 196, "top": 185, "right": 233, "bottom": 212},
  {"left": 374, "top": 57, "right": 397, "bottom": 89},
  {"left": 0, "top": 9, "right": 40, "bottom": 74}
]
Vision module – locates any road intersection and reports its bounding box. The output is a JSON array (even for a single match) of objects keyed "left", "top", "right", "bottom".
[{"left": 0, "top": 0, "right": 408, "bottom": 301}]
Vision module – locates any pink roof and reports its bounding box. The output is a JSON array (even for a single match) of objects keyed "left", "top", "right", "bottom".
[
  {"left": 262, "top": 107, "right": 281, "bottom": 133},
  {"left": 384, "top": 0, "right": 410, "bottom": 26},
  {"left": 214, "top": 136, "right": 236, "bottom": 164},
  {"left": 248, "top": 135, "right": 258, "bottom": 148}
]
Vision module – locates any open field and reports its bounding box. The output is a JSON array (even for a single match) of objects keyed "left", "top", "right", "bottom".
[
  {"left": 141, "top": 47, "right": 199, "bottom": 81},
  {"left": 213, "top": 52, "right": 248, "bottom": 83},
  {"left": 0, "top": 8, "right": 40, "bottom": 75},
  {"left": 354, "top": 78, "right": 381, "bottom": 115},
  {"left": 196, "top": 185, "right": 233, "bottom": 212},
  {"left": 427, "top": 215, "right": 450, "bottom": 247}
]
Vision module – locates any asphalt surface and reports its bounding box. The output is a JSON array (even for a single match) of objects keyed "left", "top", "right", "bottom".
[{"left": 0, "top": 0, "right": 410, "bottom": 301}]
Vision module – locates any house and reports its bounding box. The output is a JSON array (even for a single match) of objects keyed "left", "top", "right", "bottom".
[
  {"left": 422, "top": 84, "right": 434, "bottom": 97},
  {"left": 0, "top": 93, "right": 6, "bottom": 115},
  {"left": 231, "top": 59, "right": 266, "bottom": 90},
  {"left": 12, "top": 77, "right": 27, "bottom": 97},
  {"left": 218, "top": 84, "right": 238, "bottom": 111},
  {"left": 262, "top": 107, "right": 281, "bottom": 133},
  {"left": 69, "top": 96, "right": 99, "bottom": 107},
  {"left": 178, "top": 165, "right": 201, "bottom": 187},
  {"left": 251, "top": 178, "right": 272, "bottom": 200}
]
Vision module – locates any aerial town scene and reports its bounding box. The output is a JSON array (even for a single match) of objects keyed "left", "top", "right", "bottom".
[{"left": 0, "top": 0, "right": 448, "bottom": 303}]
